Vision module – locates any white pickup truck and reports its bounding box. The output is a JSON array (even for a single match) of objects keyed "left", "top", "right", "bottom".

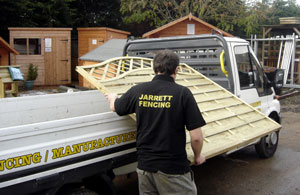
[{"left": 0, "top": 34, "right": 282, "bottom": 195}]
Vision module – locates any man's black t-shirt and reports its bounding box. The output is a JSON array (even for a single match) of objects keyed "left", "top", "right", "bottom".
[{"left": 114, "top": 74, "right": 206, "bottom": 174}]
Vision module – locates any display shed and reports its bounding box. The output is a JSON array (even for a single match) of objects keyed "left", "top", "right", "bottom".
[
  {"left": 77, "top": 27, "right": 130, "bottom": 63},
  {"left": 143, "top": 13, "right": 233, "bottom": 38},
  {"left": 77, "top": 27, "right": 130, "bottom": 86},
  {"left": 9, "top": 28, "right": 72, "bottom": 86}
]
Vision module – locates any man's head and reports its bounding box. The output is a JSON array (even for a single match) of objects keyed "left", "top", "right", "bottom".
[{"left": 153, "top": 50, "right": 179, "bottom": 75}]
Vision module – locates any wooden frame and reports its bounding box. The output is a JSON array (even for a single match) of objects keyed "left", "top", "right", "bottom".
[{"left": 77, "top": 57, "right": 281, "bottom": 163}]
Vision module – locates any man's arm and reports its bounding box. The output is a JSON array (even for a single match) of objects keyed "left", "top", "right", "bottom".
[
  {"left": 104, "top": 93, "right": 118, "bottom": 112},
  {"left": 189, "top": 127, "right": 206, "bottom": 165}
]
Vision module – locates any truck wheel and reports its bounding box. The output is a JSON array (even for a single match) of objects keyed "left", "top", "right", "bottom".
[
  {"left": 65, "top": 188, "right": 99, "bottom": 195},
  {"left": 255, "top": 131, "right": 279, "bottom": 158}
]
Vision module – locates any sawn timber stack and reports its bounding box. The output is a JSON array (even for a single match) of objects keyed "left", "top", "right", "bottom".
[{"left": 76, "top": 56, "right": 282, "bottom": 163}]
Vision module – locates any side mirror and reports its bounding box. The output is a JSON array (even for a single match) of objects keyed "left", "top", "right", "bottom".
[
  {"left": 264, "top": 68, "right": 284, "bottom": 95},
  {"left": 274, "top": 69, "right": 284, "bottom": 89}
]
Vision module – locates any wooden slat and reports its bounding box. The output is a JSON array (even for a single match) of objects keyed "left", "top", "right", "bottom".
[
  {"left": 193, "top": 91, "right": 232, "bottom": 102},
  {"left": 198, "top": 98, "right": 242, "bottom": 112},
  {"left": 176, "top": 78, "right": 211, "bottom": 86},
  {"left": 1, "top": 78, "right": 14, "bottom": 83},
  {"left": 102, "top": 76, "right": 154, "bottom": 86},
  {"left": 189, "top": 86, "right": 223, "bottom": 94}
]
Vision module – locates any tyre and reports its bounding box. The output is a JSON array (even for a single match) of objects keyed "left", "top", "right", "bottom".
[
  {"left": 255, "top": 131, "right": 279, "bottom": 158},
  {"left": 65, "top": 188, "right": 99, "bottom": 195}
]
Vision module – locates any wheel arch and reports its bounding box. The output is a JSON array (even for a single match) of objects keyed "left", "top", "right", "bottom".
[{"left": 268, "top": 111, "right": 281, "bottom": 124}]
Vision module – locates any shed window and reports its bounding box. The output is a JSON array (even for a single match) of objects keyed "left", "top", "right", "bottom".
[
  {"left": 29, "top": 39, "right": 41, "bottom": 55},
  {"left": 187, "top": 24, "right": 195, "bottom": 35},
  {"left": 13, "top": 38, "right": 41, "bottom": 55},
  {"left": 14, "top": 39, "right": 27, "bottom": 55}
]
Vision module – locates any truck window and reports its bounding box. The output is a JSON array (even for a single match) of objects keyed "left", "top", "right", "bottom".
[
  {"left": 234, "top": 46, "right": 255, "bottom": 89},
  {"left": 234, "top": 46, "right": 266, "bottom": 95},
  {"left": 250, "top": 53, "right": 265, "bottom": 95}
]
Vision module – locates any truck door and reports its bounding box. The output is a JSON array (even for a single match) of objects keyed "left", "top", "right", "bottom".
[{"left": 231, "top": 44, "right": 271, "bottom": 114}]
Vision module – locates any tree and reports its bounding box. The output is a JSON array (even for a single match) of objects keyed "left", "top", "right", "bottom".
[
  {"left": 71, "top": 0, "right": 122, "bottom": 29},
  {"left": 0, "top": 0, "right": 35, "bottom": 40},
  {"left": 28, "top": 0, "right": 74, "bottom": 27},
  {"left": 120, "top": 0, "right": 247, "bottom": 36},
  {"left": 0, "top": 0, "right": 74, "bottom": 28},
  {"left": 237, "top": 0, "right": 271, "bottom": 37},
  {"left": 267, "top": 0, "right": 300, "bottom": 24}
]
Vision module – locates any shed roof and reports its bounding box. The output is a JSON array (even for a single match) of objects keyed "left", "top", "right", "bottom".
[
  {"left": 0, "top": 37, "right": 19, "bottom": 55},
  {"left": 143, "top": 13, "right": 233, "bottom": 38},
  {"left": 77, "top": 27, "right": 130, "bottom": 35},
  {"left": 80, "top": 39, "right": 127, "bottom": 62},
  {"left": 8, "top": 27, "right": 72, "bottom": 31}
]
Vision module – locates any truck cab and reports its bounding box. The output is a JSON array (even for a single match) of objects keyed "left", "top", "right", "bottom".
[
  {"left": 124, "top": 35, "right": 282, "bottom": 123},
  {"left": 225, "top": 37, "right": 281, "bottom": 123}
]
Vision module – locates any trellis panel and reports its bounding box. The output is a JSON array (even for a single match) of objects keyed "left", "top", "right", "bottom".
[{"left": 77, "top": 57, "right": 281, "bottom": 163}]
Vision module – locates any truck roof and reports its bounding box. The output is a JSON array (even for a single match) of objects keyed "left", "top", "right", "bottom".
[
  {"left": 223, "top": 36, "right": 248, "bottom": 43},
  {"left": 124, "top": 34, "right": 248, "bottom": 56},
  {"left": 126, "top": 34, "right": 247, "bottom": 44}
]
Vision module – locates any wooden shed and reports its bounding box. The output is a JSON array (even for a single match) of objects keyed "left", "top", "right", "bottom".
[
  {"left": 77, "top": 27, "right": 130, "bottom": 86},
  {"left": 9, "top": 28, "right": 72, "bottom": 86},
  {"left": 143, "top": 13, "right": 233, "bottom": 38},
  {"left": 0, "top": 37, "right": 19, "bottom": 66}
]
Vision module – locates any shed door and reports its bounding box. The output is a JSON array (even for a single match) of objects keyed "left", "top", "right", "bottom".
[{"left": 45, "top": 37, "right": 69, "bottom": 85}]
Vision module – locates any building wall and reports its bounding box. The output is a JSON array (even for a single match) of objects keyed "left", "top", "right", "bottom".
[
  {"left": 77, "top": 28, "right": 129, "bottom": 86},
  {"left": 9, "top": 28, "right": 71, "bottom": 85},
  {"left": 0, "top": 47, "right": 9, "bottom": 65},
  {"left": 106, "top": 31, "right": 129, "bottom": 40},
  {"left": 148, "top": 20, "right": 212, "bottom": 38}
]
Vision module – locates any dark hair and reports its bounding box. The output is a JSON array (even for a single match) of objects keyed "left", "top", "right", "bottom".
[{"left": 153, "top": 50, "right": 179, "bottom": 75}]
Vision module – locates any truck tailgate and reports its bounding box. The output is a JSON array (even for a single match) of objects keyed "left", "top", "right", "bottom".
[{"left": 77, "top": 57, "right": 281, "bottom": 162}]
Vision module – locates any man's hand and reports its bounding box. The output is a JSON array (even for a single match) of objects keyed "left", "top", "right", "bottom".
[
  {"left": 194, "top": 153, "right": 206, "bottom": 165},
  {"left": 104, "top": 93, "right": 118, "bottom": 112},
  {"left": 189, "top": 128, "right": 205, "bottom": 166}
]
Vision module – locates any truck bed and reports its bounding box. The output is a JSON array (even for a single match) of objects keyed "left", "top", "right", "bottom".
[{"left": 0, "top": 91, "right": 136, "bottom": 189}]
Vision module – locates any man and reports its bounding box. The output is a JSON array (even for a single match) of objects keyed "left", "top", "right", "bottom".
[{"left": 105, "top": 50, "right": 206, "bottom": 195}]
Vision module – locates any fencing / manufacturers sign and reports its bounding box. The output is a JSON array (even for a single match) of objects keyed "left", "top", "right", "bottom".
[{"left": 0, "top": 131, "right": 136, "bottom": 173}]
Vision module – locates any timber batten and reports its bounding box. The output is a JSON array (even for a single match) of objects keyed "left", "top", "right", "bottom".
[{"left": 77, "top": 57, "right": 281, "bottom": 163}]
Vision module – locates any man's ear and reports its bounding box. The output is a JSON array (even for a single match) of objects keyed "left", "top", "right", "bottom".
[{"left": 175, "top": 66, "right": 179, "bottom": 74}]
